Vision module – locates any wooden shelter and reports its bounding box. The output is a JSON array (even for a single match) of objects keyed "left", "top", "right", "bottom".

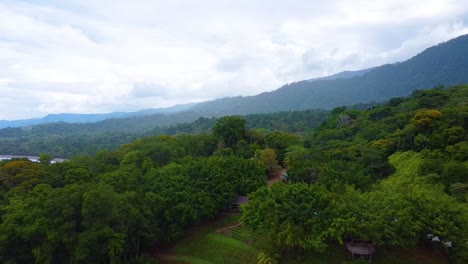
[{"left": 346, "top": 242, "right": 375, "bottom": 262}]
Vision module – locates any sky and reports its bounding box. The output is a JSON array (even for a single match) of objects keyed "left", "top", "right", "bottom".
[{"left": 1, "top": 0, "right": 468, "bottom": 120}]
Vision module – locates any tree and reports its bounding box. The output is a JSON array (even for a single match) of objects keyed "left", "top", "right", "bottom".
[
  {"left": 39, "top": 153, "right": 53, "bottom": 166},
  {"left": 242, "top": 183, "right": 335, "bottom": 252},
  {"left": 265, "top": 132, "right": 300, "bottom": 161},
  {"left": 212, "top": 116, "right": 247, "bottom": 148},
  {"left": 175, "top": 133, "right": 217, "bottom": 158},
  {"left": 287, "top": 160, "right": 318, "bottom": 184},
  {"left": 75, "top": 184, "right": 126, "bottom": 263},
  {"left": 254, "top": 149, "right": 281, "bottom": 174},
  {"left": 257, "top": 252, "right": 279, "bottom": 264},
  {"left": 0, "top": 160, "right": 42, "bottom": 194},
  {"left": 317, "top": 160, "right": 372, "bottom": 191},
  {"left": 446, "top": 142, "right": 468, "bottom": 161},
  {"left": 64, "top": 167, "right": 93, "bottom": 184},
  {"left": 333, "top": 176, "right": 468, "bottom": 261},
  {"left": 33, "top": 184, "right": 90, "bottom": 263},
  {"left": 410, "top": 109, "right": 443, "bottom": 132},
  {"left": 0, "top": 184, "right": 53, "bottom": 263},
  {"left": 235, "top": 139, "right": 256, "bottom": 159}
]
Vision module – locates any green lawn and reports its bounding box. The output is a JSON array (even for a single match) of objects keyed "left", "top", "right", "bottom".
[{"left": 159, "top": 213, "right": 259, "bottom": 264}]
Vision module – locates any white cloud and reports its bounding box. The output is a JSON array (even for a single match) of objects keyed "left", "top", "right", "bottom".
[{"left": 0, "top": 0, "right": 468, "bottom": 119}]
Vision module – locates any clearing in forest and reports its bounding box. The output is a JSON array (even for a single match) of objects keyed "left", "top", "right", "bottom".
[{"left": 157, "top": 213, "right": 259, "bottom": 264}]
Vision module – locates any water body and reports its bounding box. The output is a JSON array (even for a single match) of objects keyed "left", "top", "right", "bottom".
[{"left": 0, "top": 155, "right": 67, "bottom": 163}]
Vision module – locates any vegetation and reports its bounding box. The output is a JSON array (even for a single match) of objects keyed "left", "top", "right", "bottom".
[
  {"left": 0, "top": 109, "right": 329, "bottom": 158},
  {"left": 163, "top": 214, "right": 259, "bottom": 264},
  {"left": 189, "top": 35, "right": 468, "bottom": 115},
  {"left": 243, "top": 85, "right": 468, "bottom": 263},
  {"left": 0, "top": 85, "right": 466, "bottom": 263}
]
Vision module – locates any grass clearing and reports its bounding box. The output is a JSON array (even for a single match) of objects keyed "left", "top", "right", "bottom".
[
  {"left": 158, "top": 213, "right": 259, "bottom": 264},
  {"left": 158, "top": 204, "right": 449, "bottom": 264}
]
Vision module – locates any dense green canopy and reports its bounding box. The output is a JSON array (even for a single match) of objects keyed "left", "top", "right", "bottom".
[{"left": 0, "top": 85, "right": 467, "bottom": 263}]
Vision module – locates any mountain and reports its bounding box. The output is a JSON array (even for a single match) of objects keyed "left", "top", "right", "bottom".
[
  {"left": 189, "top": 34, "right": 468, "bottom": 116},
  {"left": 0, "top": 108, "right": 330, "bottom": 158},
  {"left": 308, "top": 67, "right": 376, "bottom": 81},
  {"left": 2, "top": 34, "right": 468, "bottom": 128},
  {"left": 0, "top": 103, "right": 196, "bottom": 129}
]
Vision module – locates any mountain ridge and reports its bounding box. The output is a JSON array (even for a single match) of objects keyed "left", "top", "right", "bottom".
[
  {"left": 307, "top": 67, "right": 377, "bottom": 82},
  {"left": 1, "top": 34, "right": 468, "bottom": 128},
  {"left": 0, "top": 102, "right": 196, "bottom": 128},
  {"left": 189, "top": 34, "right": 468, "bottom": 115}
]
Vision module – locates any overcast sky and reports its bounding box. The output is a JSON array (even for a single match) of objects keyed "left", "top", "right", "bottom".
[{"left": 1, "top": 0, "right": 468, "bottom": 120}]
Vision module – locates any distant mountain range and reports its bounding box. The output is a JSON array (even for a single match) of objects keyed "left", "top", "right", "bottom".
[
  {"left": 1, "top": 34, "right": 468, "bottom": 129},
  {"left": 0, "top": 103, "right": 196, "bottom": 129}
]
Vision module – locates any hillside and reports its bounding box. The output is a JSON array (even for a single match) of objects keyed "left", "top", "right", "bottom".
[
  {"left": 0, "top": 109, "right": 329, "bottom": 158},
  {"left": 0, "top": 85, "right": 466, "bottom": 264},
  {"left": 2, "top": 35, "right": 467, "bottom": 129},
  {"left": 0, "top": 103, "right": 196, "bottom": 129},
  {"left": 190, "top": 34, "right": 468, "bottom": 115},
  {"left": 308, "top": 66, "right": 376, "bottom": 81}
]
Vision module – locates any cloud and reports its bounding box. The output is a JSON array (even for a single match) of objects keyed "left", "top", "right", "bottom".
[
  {"left": 131, "top": 82, "right": 168, "bottom": 98},
  {"left": 0, "top": 0, "right": 468, "bottom": 119},
  {"left": 216, "top": 54, "right": 253, "bottom": 72}
]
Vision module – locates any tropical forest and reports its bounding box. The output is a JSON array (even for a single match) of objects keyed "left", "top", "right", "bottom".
[
  {"left": 0, "top": 85, "right": 467, "bottom": 263},
  {"left": 1, "top": 2, "right": 468, "bottom": 263}
]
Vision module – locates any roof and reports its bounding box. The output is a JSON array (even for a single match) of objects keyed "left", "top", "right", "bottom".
[{"left": 234, "top": 196, "right": 248, "bottom": 204}]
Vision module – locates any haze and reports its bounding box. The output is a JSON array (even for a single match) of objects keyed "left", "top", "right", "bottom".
[{"left": 1, "top": 0, "right": 468, "bottom": 120}]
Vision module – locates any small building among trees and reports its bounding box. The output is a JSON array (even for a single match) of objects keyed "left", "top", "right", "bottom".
[{"left": 224, "top": 196, "right": 248, "bottom": 213}]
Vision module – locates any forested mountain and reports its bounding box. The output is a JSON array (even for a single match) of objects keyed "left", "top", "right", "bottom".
[
  {"left": 2, "top": 35, "right": 467, "bottom": 129},
  {"left": 307, "top": 66, "right": 376, "bottom": 81},
  {"left": 0, "top": 109, "right": 329, "bottom": 158},
  {"left": 0, "top": 103, "right": 196, "bottom": 129},
  {"left": 0, "top": 85, "right": 466, "bottom": 263},
  {"left": 189, "top": 34, "right": 468, "bottom": 115}
]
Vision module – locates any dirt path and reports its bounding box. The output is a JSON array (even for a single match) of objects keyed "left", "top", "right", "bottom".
[
  {"left": 268, "top": 168, "right": 287, "bottom": 186},
  {"left": 216, "top": 222, "right": 244, "bottom": 233}
]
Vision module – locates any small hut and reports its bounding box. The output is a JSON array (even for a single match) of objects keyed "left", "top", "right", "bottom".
[
  {"left": 231, "top": 196, "right": 248, "bottom": 213},
  {"left": 346, "top": 241, "right": 375, "bottom": 262}
]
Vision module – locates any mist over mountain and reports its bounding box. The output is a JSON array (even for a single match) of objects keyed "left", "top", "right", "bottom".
[
  {"left": 1, "top": 34, "right": 468, "bottom": 129},
  {"left": 190, "top": 34, "right": 468, "bottom": 115},
  {"left": 0, "top": 103, "right": 196, "bottom": 129},
  {"left": 307, "top": 67, "right": 376, "bottom": 82}
]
